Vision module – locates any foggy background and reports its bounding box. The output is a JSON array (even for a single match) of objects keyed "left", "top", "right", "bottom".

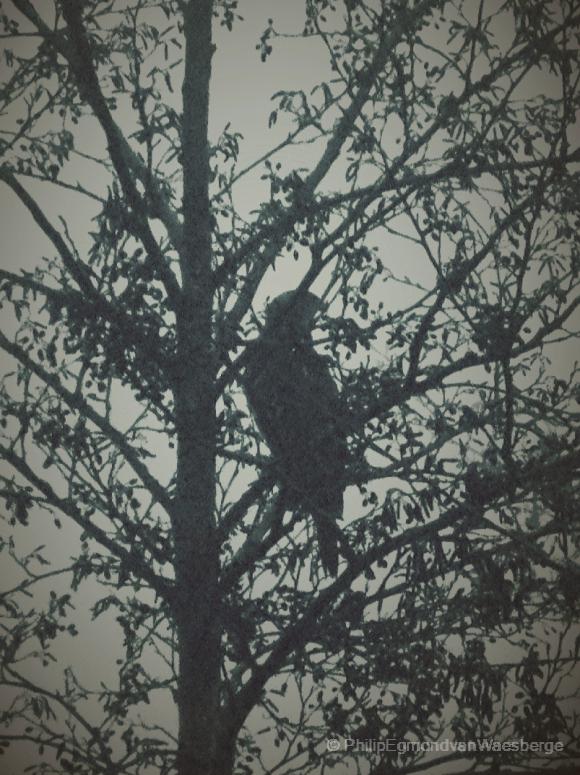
[{"left": 1, "top": 1, "right": 578, "bottom": 773}]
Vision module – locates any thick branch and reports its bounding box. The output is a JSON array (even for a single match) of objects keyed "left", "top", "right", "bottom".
[
  {"left": 0, "top": 168, "right": 96, "bottom": 295},
  {"left": 172, "top": 2, "right": 220, "bottom": 774},
  {"left": 10, "top": 0, "right": 182, "bottom": 305}
]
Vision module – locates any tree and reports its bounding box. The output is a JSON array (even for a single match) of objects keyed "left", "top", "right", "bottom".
[{"left": 0, "top": 1, "right": 579, "bottom": 774}]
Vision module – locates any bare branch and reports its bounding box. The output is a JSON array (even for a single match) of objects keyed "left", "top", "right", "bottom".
[{"left": 0, "top": 330, "right": 172, "bottom": 515}]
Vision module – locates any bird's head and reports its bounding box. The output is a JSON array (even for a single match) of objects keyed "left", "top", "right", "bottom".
[{"left": 262, "top": 290, "right": 322, "bottom": 342}]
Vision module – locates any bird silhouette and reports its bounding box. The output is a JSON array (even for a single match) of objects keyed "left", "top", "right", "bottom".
[{"left": 243, "top": 291, "right": 347, "bottom": 575}]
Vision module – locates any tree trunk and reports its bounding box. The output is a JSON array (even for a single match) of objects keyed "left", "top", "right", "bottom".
[{"left": 173, "top": 2, "right": 221, "bottom": 774}]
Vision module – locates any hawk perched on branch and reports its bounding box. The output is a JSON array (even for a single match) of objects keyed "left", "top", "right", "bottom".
[{"left": 243, "top": 290, "right": 347, "bottom": 575}]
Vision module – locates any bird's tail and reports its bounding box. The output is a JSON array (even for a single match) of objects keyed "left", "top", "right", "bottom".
[{"left": 315, "top": 514, "right": 340, "bottom": 576}]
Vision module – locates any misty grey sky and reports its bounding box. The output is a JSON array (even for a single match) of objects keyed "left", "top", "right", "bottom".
[{"left": 1, "top": 2, "right": 579, "bottom": 774}]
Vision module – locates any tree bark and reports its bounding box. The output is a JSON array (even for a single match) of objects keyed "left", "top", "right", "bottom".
[{"left": 174, "top": 2, "right": 221, "bottom": 774}]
